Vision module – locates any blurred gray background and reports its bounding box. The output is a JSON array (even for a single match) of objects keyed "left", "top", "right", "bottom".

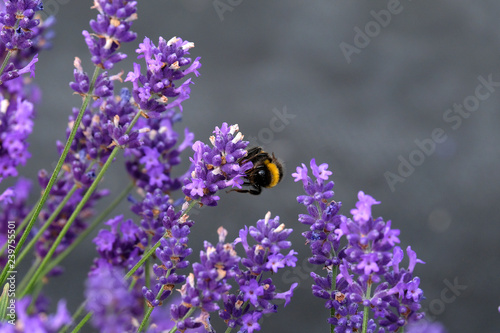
[{"left": 13, "top": 0, "right": 500, "bottom": 332}]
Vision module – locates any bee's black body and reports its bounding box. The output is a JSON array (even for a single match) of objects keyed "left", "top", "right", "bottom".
[{"left": 233, "top": 147, "right": 283, "bottom": 195}]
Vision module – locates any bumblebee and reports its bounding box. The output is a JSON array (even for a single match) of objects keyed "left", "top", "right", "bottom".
[{"left": 233, "top": 146, "right": 284, "bottom": 195}]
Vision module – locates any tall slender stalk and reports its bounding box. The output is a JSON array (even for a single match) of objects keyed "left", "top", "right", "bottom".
[
  {"left": 0, "top": 66, "right": 101, "bottom": 286},
  {"left": 16, "top": 185, "right": 78, "bottom": 267},
  {"left": 40, "top": 182, "right": 134, "bottom": 278},
  {"left": 20, "top": 111, "right": 142, "bottom": 297}
]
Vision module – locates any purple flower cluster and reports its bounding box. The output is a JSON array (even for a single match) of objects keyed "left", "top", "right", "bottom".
[
  {"left": 0, "top": 0, "right": 53, "bottom": 84},
  {"left": 170, "top": 226, "right": 240, "bottom": 331},
  {"left": 0, "top": 0, "right": 42, "bottom": 50},
  {"left": 125, "top": 116, "right": 194, "bottom": 193},
  {"left": 0, "top": 97, "right": 34, "bottom": 181},
  {"left": 132, "top": 190, "right": 195, "bottom": 307},
  {"left": 183, "top": 123, "right": 253, "bottom": 206},
  {"left": 0, "top": 296, "right": 70, "bottom": 333},
  {"left": 64, "top": 87, "right": 141, "bottom": 168},
  {"left": 294, "top": 159, "right": 341, "bottom": 267},
  {"left": 69, "top": 57, "right": 114, "bottom": 99},
  {"left": 294, "top": 159, "right": 426, "bottom": 332},
  {"left": 0, "top": 1, "right": 54, "bottom": 180},
  {"left": 220, "top": 212, "right": 298, "bottom": 333},
  {"left": 125, "top": 36, "right": 201, "bottom": 116},
  {"left": 122, "top": 35, "right": 201, "bottom": 192},
  {"left": 93, "top": 215, "right": 143, "bottom": 274},
  {"left": 82, "top": 0, "right": 137, "bottom": 69}
]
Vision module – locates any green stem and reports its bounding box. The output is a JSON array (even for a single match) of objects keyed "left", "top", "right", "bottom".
[
  {"left": 59, "top": 301, "right": 87, "bottom": 333},
  {"left": 41, "top": 182, "right": 134, "bottom": 278},
  {"left": 125, "top": 200, "right": 198, "bottom": 280},
  {"left": 224, "top": 327, "right": 233, "bottom": 333},
  {"left": 137, "top": 269, "right": 172, "bottom": 332},
  {"left": 330, "top": 266, "right": 338, "bottom": 333},
  {"left": 143, "top": 257, "right": 150, "bottom": 315},
  {"left": 20, "top": 111, "right": 142, "bottom": 297},
  {"left": 0, "top": 50, "right": 13, "bottom": 80},
  {"left": 361, "top": 281, "right": 372, "bottom": 333},
  {"left": 16, "top": 185, "right": 78, "bottom": 267},
  {"left": 70, "top": 311, "right": 92, "bottom": 333},
  {"left": 137, "top": 292, "right": 155, "bottom": 332},
  {"left": 0, "top": 66, "right": 101, "bottom": 287}
]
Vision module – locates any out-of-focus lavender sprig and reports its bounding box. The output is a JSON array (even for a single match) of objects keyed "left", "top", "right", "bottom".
[
  {"left": 125, "top": 36, "right": 201, "bottom": 117},
  {"left": 85, "top": 260, "right": 140, "bottom": 333},
  {"left": 82, "top": 0, "right": 137, "bottom": 69},
  {"left": 88, "top": 189, "right": 196, "bottom": 331},
  {"left": 182, "top": 122, "right": 252, "bottom": 206},
  {"left": 0, "top": 96, "right": 34, "bottom": 181},
  {"left": 294, "top": 159, "right": 426, "bottom": 332},
  {"left": 406, "top": 319, "right": 448, "bottom": 333},
  {"left": 0, "top": 295, "right": 70, "bottom": 333},
  {"left": 219, "top": 212, "right": 298, "bottom": 333},
  {"left": 35, "top": 168, "right": 109, "bottom": 275},
  {"left": 0, "top": 177, "right": 31, "bottom": 265}
]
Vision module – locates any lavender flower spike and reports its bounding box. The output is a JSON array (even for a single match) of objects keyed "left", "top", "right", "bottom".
[
  {"left": 182, "top": 123, "right": 252, "bottom": 206},
  {"left": 0, "top": 0, "right": 43, "bottom": 51},
  {"left": 82, "top": 0, "right": 137, "bottom": 69},
  {"left": 125, "top": 36, "right": 201, "bottom": 116}
]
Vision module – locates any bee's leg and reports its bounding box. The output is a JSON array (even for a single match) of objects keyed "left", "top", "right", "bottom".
[
  {"left": 245, "top": 147, "right": 263, "bottom": 160},
  {"left": 228, "top": 188, "right": 250, "bottom": 194},
  {"left": 248, "top": 185, "right": 262, "bottom": 195},
  {"left": 227, "top": 185, "right": 262, "bottom": 195},
  {"left": 248, "top": 187, "right": 262, "bottom": 195}
]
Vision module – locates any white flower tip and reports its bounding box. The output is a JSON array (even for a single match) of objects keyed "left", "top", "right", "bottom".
[
  {"left": 187, "top": 273, "right": 195, "bottom": 287},
  {"left": 232, "top": 132, "right": 244, "bottom": 144},
  {"left": 180, "top": 214, "right": 189, "bottom": 223},
  {"left": 209, "top": 135, "right": 216, "bottom": 146},
  {"left": 181, "top": 201, "right": 190, "bottom": 211},
  {"left": 264, "top": 211, "right": 271, "bottom": 224},
  {"left": 182, "top": 42, "right": 195, "bottom": 51},
  {"left": 113, "top": 115, "right": 120, "bottom": 127},
  {"left": 0, "top": 99, "right": 9, "bottom": 113},
  {"left": 218, "top": 226, "right": 228, "bottom": 243},
  {"left": 229, "top": 124, "right": 239, "bottom": 135},
  {"left": 73, "top": 57, "right": 82, "bottom": 71},
  {"left": 169, "top": 61, "right": 180, "bottom": 70},
  {"left": 167, "top": 36, "right": 179, "bottom": 46}
]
